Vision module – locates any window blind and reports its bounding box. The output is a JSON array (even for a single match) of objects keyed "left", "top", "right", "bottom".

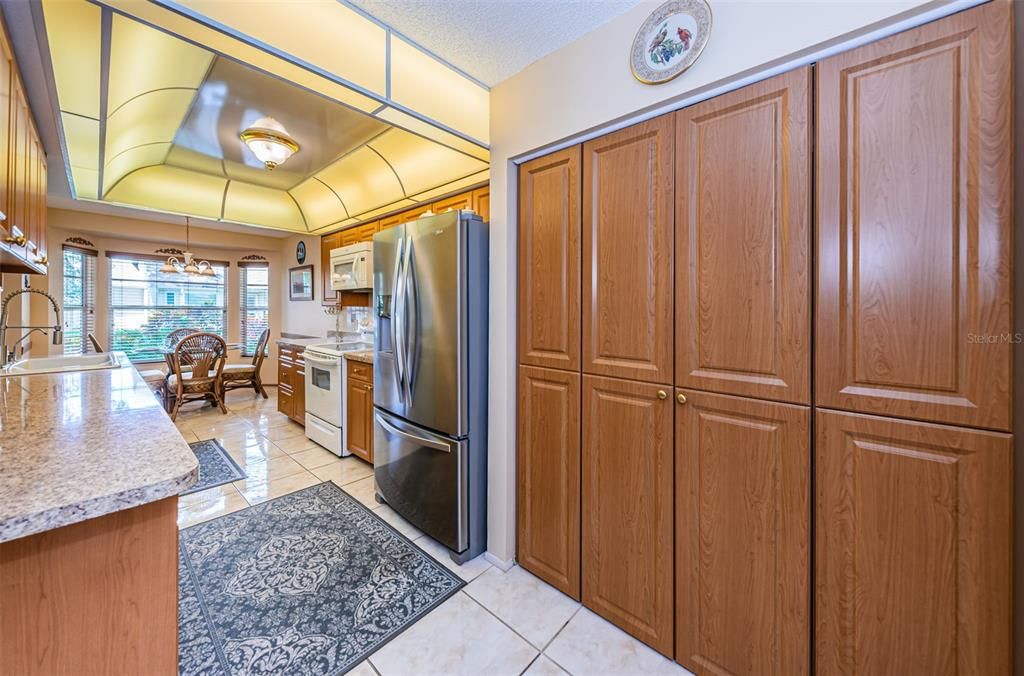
[
  {"left": 240, "top": 263, "right": 269, "bottom": 357},
  {"left": 108, "top": 255, "right": 227, "bottom": 362},
  {"left": 62, "top": 245, "right": 97, "bottom": 355}
]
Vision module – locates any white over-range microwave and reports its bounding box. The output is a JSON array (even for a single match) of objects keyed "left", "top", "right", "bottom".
[{"left": 330, "top": 242, "right": 373, "bottom": 291}]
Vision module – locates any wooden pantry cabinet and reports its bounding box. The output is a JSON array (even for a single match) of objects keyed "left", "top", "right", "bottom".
[
  {"left": 345, "top": 358, "right": 374, "bottom": 463},
  {"left": 277, "top": 344, "right": 306, "bottom": 425},
  {"left": 515, "top": 3, "right": 1013, "bottom": 671},
  {"left": 0, "top": 16, "right": 47, "bottom": 276},
  {"left": 815, "top": 0, "right": 1012, "bottom": 432},
  {"left": 582, "top": 118, "right": 674, "bottom": 385}
]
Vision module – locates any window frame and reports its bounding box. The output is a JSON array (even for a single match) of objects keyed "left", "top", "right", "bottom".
[
  {"left": 239, "top": 261, "right": 270, "bottom": 357},
  {"left": 61, "top": 244, "right": 98, "bottom": 356}
]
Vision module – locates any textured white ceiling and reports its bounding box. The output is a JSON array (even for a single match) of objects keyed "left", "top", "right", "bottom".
[{"left": 348, "top": 0, "right": 644, "bottom": 86}]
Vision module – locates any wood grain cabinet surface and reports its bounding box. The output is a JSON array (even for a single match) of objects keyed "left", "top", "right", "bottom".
[
  {"left": 320, "top": 232, "right": 342, "bottom": 306},
  {"left": 815, "top": 409, "right": 1012, "bottom": 675},
  {"left": 675, "top": 389, "right": 809, "bottom": 675},
  {"left": 815, "top": 0, "right": 1013, "bottom": 431},
  {"left": 582, "top": 374, "right": 674, "bottom": 655},
  {"left": 518, "top": 146, "right": 581, "bottom": 371},
  {"left": 277, "top": 345, "right": 306, "bottom": 426},
  {"left": 516, "top": 366, "right": 581, "bottom": 599},
  {"left": 346, "top": 359, "right": 374, "bottom": 463},
  {"left": 675, "top": 67, "right": 811, "bottom": 404},
  {"left": 583, "top": 117, "right": 674, "bottom": 385}
]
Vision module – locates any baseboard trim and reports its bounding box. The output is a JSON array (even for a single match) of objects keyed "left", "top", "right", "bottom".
[{"left": 484, "top": 552, "right": 514, "bottom": 571}]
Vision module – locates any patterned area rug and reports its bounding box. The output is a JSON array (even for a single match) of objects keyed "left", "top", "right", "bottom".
[
  {"left": 183, "top": 440, "right": 247, "bottom": 496},
  {"left": 179, "top": 482, "right": 464, "bottom": 675}
]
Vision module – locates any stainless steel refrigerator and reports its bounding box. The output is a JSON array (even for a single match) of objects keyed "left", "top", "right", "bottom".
[{"left": 372, "top": 210, "right": 487, "bottom": 563}]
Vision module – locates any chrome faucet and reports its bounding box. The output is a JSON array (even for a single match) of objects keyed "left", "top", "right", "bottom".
[{"left": 0, "top": 288, "right": 63, "bottom": 368}]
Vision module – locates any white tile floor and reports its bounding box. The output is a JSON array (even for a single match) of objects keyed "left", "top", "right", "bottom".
[{"left": 175, "top": 388, "right": 692, "bottom": 676}]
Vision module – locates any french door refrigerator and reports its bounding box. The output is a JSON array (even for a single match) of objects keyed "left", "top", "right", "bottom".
[{"left": 373, "top": 210, "right": 487, "bottom": 563}]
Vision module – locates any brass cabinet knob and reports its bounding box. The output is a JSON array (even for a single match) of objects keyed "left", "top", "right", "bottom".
[
  {"left": 5, "top": 234, "right": 26, "bottom": 247},
  {"left": 656, "top": 390, "right": 667, "bottom": 400},
  {"left": 677, "top": 393, "right": 688, "bottom": 405}
]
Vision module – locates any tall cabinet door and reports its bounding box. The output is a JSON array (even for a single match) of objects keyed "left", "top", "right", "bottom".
[
  {"left": 675, "top": 67, "right": 811, "bottom": 404},
  {"left": 816, "top": 410, "right": 1011, "bottom": 674},
  {"left": 676, "top": 389, "right": 809, "bottom": 675},
  {"left": 582, "top": 117, "right": 674, "bottom": 384},
  {"left": 516, "top": 366, "right": 580, "bottom": 599},
  {"left": 518, "top": 147, "right": 581, "bottom": 371},
  {"left": 0, "top": 27, "right": 11, "bottom": 234},
  {"left": 816, "top": 0, "right": 1013, "bottom": 431},
  {"left": 582, "top": 375, "right": 673, "bottom": 655}
]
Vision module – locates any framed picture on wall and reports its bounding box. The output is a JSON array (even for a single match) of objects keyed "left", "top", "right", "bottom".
[{"left": 289, "top": 264, "right": 314, "bottom": 301}]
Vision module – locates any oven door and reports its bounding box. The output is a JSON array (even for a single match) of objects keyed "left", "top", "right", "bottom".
[
  {"left": 304, "top": 352, "right": 342, "bottom": 426},
  {"left": 374, "top": 408, "right": 468, "bottom": 553}
]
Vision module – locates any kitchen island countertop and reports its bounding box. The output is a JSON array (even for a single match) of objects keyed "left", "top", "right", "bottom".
[{"left": 0, "top": 353, "right": 198, "bottom": 542}]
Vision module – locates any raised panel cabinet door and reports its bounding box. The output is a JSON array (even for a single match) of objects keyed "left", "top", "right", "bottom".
[
  {"left": 518, "top": 146, "right": 581, "bottom": 371},
  {"left": 400, "top": 204, "right": 434, "bottom": 224},
  {"left": 378, "top": 214, "right": 402, "bottom": 231},
  {"left": 363, "top": 383, "right": 374, "bottom": 463},
  {"left": 676, "top": 389, "right": 809, "bottom": 675},
  {"left": 432, "top": 191, "right": 472, "bottom": 214},
  {"left": 346, "top": 377, "right": 371, "bottom": 461},
  {"left": 582, "top": 374, "right": 673, "bottom": 655},
  {"left": 815, "top": 409, "right": 1011, "bottom": 675},
  {"left": 472, "top": 186, "right": 489, "bottom": 221},
  {"left": 516, "top": 366, "right": 580, "bottom": 599},
  {"left": 292, "top": 369, "right": 306, "bottom": 425},
  {"left": 0, "top": 29, "right": 10, "bottom": 234},
  {"left": 816, "top": 1, "right": 1013, "bottom": 431},
  {"left": 676, "top": 67, "right": 811, "bottom": 404},
  {"left": 7, "top": 83, "right": 28, "bottom": 258},
  {"left": 321, "top": 233, "right": 341, "bottom": 306},
  {"left": 583, "top": 117, "right": 674, "bottom": 384}
]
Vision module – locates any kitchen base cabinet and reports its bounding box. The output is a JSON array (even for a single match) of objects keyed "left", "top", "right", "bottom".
[
  {"left": 345, "top": 359, "right": 373, "bottom": 463},
  {"left": 516, "top": 366, "right": 580, "bottom": 599},
  {"left": 675, "top": 390, "right": 809, "bottom": 675},
  {"left": 277, "top": 345, "right": 306, "bottom": 425},
  {"left": 815, "top": 409, "right": 1012, "bottom": 675},
  {"left": 582, "top": 375, "right": 673, "bottom": 656}
]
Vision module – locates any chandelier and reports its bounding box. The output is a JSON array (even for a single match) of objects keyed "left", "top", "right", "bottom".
[
  {"left": 239, "top": 117, "right": 300, "bottom": 170},
  {"left": 160, "top": 217, "right": 216, "bottom": 276}
]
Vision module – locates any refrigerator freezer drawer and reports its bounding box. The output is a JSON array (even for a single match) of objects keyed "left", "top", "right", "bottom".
[{"left": 373, "top": 409, "right": 468, "bottom": 553}]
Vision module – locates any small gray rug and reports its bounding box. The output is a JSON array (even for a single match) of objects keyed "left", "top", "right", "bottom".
[
  {"left": 178, "top": 482, "right": 464, "bottom": 675},
  {"left": 183, "top": 440, "right": 247, "bottom": 496}
]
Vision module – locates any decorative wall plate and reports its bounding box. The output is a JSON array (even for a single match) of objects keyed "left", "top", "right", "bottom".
[
  {"left": 630, "top": 0, "right": 712, "bottom": 85},
  {"left": 296, "top": 240, "right": 307, "bottom": 264}
]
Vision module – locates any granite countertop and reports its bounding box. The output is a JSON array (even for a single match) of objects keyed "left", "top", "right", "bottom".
[
  {"left": 344, "top": 350, "right": 374, "bottom": 364},
  {"left": 0, "top": 353, "right": 199, "bottom": 543},
  {"left": 276, "top": 336, "right": 324, "bottom": 349}
]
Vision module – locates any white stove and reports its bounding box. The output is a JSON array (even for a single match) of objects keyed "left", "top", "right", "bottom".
[{"left": 304, "top": 339, "right": 372, "bottom": 456}]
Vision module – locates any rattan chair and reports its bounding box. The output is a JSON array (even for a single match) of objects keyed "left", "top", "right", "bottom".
[
  {"left": 168, "top": 332, "right": 228, "bottom": 421},
  {"left": 164, "top": 327, "right": 200, "bottom": 349},
  {"left": 221, "top": 328, "right": 270, "bottom": 399}
]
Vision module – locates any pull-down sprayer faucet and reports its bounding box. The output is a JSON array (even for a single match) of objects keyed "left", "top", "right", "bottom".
[{"left": 0, "top": 288, "right": 63, "bottom": 368}]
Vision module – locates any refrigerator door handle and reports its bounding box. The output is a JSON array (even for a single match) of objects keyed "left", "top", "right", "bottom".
[
  {"left": 404, "top": 239, "right": 418, "bottom": 405},
  {"left": 376, "top": 412, "right": 452, "bottom": 452},
  {"left": 391, "top": 236, "right": 405, "bottom": 403}
]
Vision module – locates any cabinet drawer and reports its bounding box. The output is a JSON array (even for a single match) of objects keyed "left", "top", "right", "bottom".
[{"left": 346, "top": 359, "right": 371, "bottom": 382}]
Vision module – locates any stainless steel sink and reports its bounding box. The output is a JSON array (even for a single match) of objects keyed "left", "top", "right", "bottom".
[{"left": 0, "top": 352, "right": 122, "bottom": 377}]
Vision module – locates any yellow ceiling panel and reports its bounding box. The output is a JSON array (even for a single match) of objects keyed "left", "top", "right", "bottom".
[
  {"left": 105, "top": 165, "right": 225, "bottom": 218},
  {"left": 41, "top": 0, "right": 102, "bottom": 118},
  {"left": 290, "top": 179, "right": 347, "bottom": 229},
  {"left": 165, "top": 146, "right": 226, "bottom": 176},
  {"left": 107, "top": 13, "right": 213, "bottom": 113},
  {"left": 316, "top": 147, "right": 404, "bottom": 217},
  {"left": 369, "top": 129, "right": 488, "bottom": 197},
  {"left": 103, "top": 143, "right": 171, "bottom": 197},
  {"left": 389, "top": 37, "right": 489, "bottom": 146},
  {"left": 408, "top": 170, "right": 490, "bottom": 203},
  {"left": 170, "top": 0, "right": 386, "bottom": 96},
  {"left": 374, "top": 106, "right": 489, "bottom": 162},
  {"left": 104, "top": 89, "right": 196, "bottom": 160},
  {"left": 70, "top": 167, "right": 99, "bottom": 201},
  {"left": 223, "top": 181, "right": 306, "bottom": 231}
]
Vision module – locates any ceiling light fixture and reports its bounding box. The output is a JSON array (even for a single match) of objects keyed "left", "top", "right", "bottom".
[
  {"left": 239, "top": 117, "right": 300, "bottom": 170},
  {"left": 160, "top": 217, "right": 217, "bottom": 276}
]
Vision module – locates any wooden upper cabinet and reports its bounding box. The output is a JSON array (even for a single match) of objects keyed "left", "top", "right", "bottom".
[
  {"left": 378, "top": 213, "right": 403, "bottom": 231},
  {"left": 432, "top": 192, "right": 472, "bottom": 214},
  {"left": 582, "top": 375, "right": 674, "bottom": 655},
  {"left": 583, "top": 116, "right": 674, "bottom": 384},
  {"left": 516, "top": 366, "right": 580, "bottom": 599},
  {"left": 676, "top": 389, "right": 809, "bottom": 675},
  {"left": 816, "top": 1, "right": 1012, "bottom": 431},
  {"left": 471, "top": 186, "right": 489, "bottom": 221},
  {"left": 518, "top": 147, "right": 581, "bottom": 371},
  {"left": 675, "top": 67, "right": 811, "bottom": 404},
  {"left": 341, "top": 221, "right": 377, "bottom": 246},
  {"left": 815, "top": 409, "right": 1011, "bottom": 674},
  {"left": 320, "top": 232, "right": 342, "bottom": 306},
  {"left": 0, "top": 28, "right": 10, "bottom": 234}
]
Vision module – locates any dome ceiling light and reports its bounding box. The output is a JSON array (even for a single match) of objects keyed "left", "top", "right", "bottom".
[{"left": 239, "top": 117, "right": 300, "bottom": 170}]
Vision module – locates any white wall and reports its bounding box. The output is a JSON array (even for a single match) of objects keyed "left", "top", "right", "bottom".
[
  {"left": 279, "top": 234, "right": 335, "bottom": 338},
  {"left": 484, "top": 0, "right": 974, "bottom": 564}
]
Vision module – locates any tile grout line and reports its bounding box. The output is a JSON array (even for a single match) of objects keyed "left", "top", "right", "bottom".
[{"left": 460, "top": 589, "right": 546, "bottom": 661}]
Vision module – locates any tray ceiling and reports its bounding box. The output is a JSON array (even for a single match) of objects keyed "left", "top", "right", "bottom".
[{"left": 39, "top": 0, "right": 489, "bottom": 234}]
